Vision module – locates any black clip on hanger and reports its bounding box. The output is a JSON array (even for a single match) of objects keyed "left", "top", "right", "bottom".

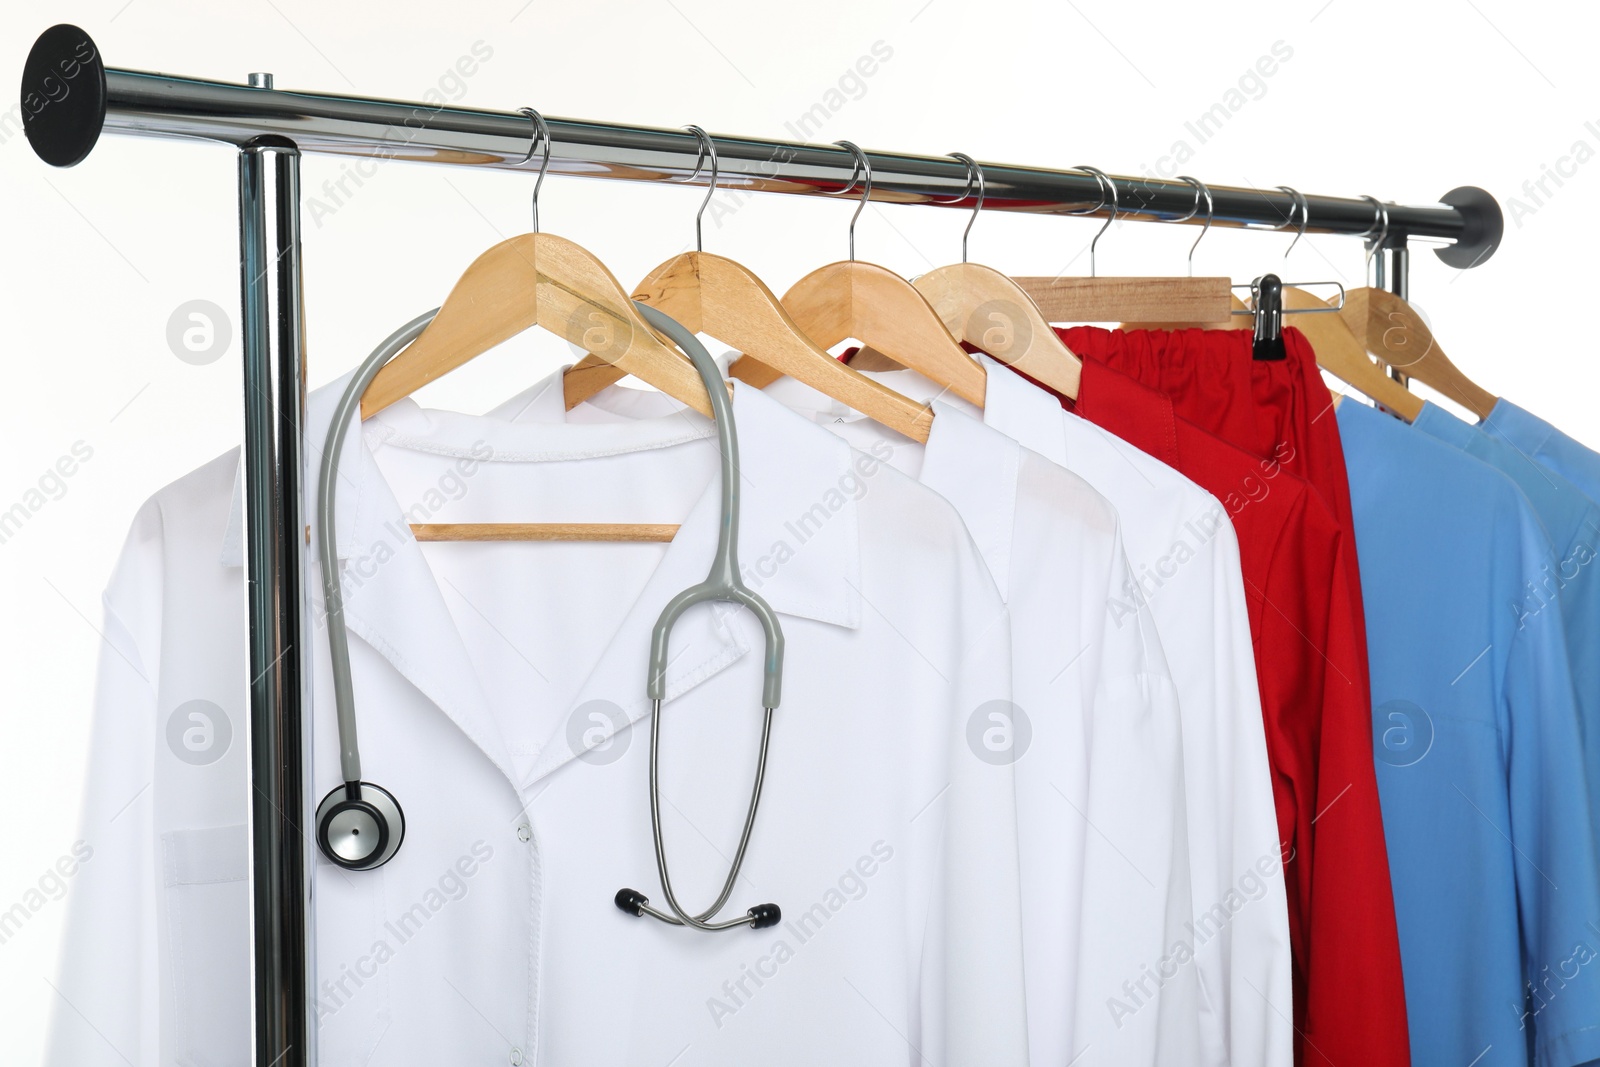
[{"left": 1252, "top": 274, "right": 1286, "bottom": 361}]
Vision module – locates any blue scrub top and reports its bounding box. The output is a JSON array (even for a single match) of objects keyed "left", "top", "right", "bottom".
[
  {"left": 1340, "top": 399, "right": 1600, "bottom": 1067},
  {"left": 1415, "top": 402, "right": 1600, "bottom": 840},
  {"left": 1484, "top": 397, "right": 1600, "bottom": 505}
]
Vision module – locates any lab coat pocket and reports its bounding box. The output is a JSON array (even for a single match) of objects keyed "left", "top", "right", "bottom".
[{"left": 161, "top": 824, "right": 249, "bottom": 1067}]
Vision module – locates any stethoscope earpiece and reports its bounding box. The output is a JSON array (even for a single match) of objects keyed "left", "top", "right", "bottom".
[
  {"left": 315, "top": 781, "right": 404, "bottom": 871},
  {"left": 614, "top": 887, "right": 783, "bottom": 930}
]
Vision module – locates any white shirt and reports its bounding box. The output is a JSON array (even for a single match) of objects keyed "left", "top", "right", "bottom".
[
  {"left": 495, "top": 369, "right": 1201, "bottom": 1067},
  {"left": 968, "top": 356, "right": 1293, "bottom": 1067},
  {"left": 46, "top": 377, "right": 1032, "bottom": 1066}
]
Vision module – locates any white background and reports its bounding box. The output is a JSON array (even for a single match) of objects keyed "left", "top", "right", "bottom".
[{"left": 1, "top": 0, "right": 1594, "bottom": 1061}]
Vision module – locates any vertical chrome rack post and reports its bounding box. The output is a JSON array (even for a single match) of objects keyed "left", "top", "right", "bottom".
[
  {"left": 20, "top": 21, "right": 1505, "bottom": 1067},
  {"left": 235, "top": 83, "right": 314, "bottom": 1067}
]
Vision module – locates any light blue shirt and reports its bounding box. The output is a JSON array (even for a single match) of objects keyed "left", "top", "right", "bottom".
[
  {"left": 1414, "top": 402, "right": 1600, "bottom": 847},
  {"left": 1484, "top": 398, "right": 1600, "bottom": 505},
  {"left": 1340, "top": 398, "right": 1600, "bottom": 1067}
]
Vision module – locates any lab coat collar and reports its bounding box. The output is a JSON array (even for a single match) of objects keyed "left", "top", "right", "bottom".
[
  {"left": 221, "top": 368, "right": 525, "bottom": 783},
  {"left": 974, "top": 353, "right": 1073, "bottom": 469},
  {"left": 220, "top": 371, "right": 863, "bottom": 788},
  {"left": 484, "top": 376, "right": 869, "bottom": 786},
  {"left": 500, "top": 370, "right": 1020, "bottom": 612},
  {"left": 222, "top": 372, "right": 865, "bottom": 628},
  {"left": 474, "top": 367, "right": 866, "bottom": 630},
  {"left": 919, "top": 400, "right": 1020, "bottom": 597},
  {"left": 757, "top": 369, "right": 1022, "bottom": 597}
]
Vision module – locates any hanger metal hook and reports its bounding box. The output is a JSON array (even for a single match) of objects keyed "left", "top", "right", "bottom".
[
  {"left": 830, "top": 140, "right": 872, "bottom": 262},
  {"left": 947, "top": 152, "right": 985, "bottom": 263},
  {"left": 1262, "top": 187, "right": 1293, "bottom": 234},
  {"left": 1276, "top": 185, "right": 1309, "bottom": 260},
  {"left": 932, "top": 154, "right": 976, "bottom": 206},
  {"left": 1074, "top": 165, "right": 1117, "bottom": 278},
  {"left": 1357, "top": 194, "right": 1390, "bottom": 280},
  {"left": 679, "top": 125, "right": 720, "bottom": 252},
  {"left": 1064, "top": 166, "right": 1108, "bottom": 216},
  {"left": 517, "top": 107, "right": 553, "bottom": 234},
  {"left": 1167, "top": 179, "right": 1202, "bottom": 225},
  {"left": 1176, "top": 175, "right": 1213, "bottom": 277}
]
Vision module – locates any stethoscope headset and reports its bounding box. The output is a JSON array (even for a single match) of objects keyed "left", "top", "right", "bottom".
[{"left": 314, "top": 121, "right": 785, "bottom": 929}]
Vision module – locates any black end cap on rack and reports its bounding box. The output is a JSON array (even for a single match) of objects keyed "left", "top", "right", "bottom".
[
  {"left": 21, "top": 25, "right": 107, "bottom": 168},
  {"left": 1434, "top": 186, "right": 1503, "bottom": 270}
]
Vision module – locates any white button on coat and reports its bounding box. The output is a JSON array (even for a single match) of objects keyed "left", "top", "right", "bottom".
[{"left": 45, "top": 378, "right": 1032, "bottom": 1066}]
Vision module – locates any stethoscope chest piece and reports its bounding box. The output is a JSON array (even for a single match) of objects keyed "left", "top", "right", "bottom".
[{"left": 316, "top": 781, "right": 405, "bottom": 871}]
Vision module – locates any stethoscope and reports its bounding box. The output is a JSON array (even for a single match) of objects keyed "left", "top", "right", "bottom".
[{"left": 314, "top": 300, "right": 785, "bottom": 933}]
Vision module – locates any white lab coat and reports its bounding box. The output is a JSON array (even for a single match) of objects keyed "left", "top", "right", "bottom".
[
  {"left": 968, "top": 356, "right": 1294, "bottom": 1067},
  {"left": 493, "top": 370, "right": 1201, "bottom": 1067},
  {"left": 46, "top": 377, "right": 1032, "bottom": 1066}
]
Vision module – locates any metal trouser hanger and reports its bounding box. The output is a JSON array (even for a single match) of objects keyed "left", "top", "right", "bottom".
[
  {"left": 1229, "top": 186, "right": 1347, "bottom": 361},
  {"left": 314, "top": 300, "right": 785, "bottom": 931}
]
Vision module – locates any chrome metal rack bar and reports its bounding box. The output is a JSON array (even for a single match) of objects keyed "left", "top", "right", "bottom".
[
  {"left": 21, "top": 29, "right": 1504, "bottom": 258},
  {"left": 19, "top": 21, "right": 1504, "bottom": 1067}
]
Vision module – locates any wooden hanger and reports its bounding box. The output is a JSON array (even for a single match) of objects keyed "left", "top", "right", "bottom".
[
  {"left": 1084, "top": 184, "right": 1424, "bottom": 418},
  {"left": 362, "top": 232, "right": 713, "bottom": 420},
  {"left": 1103, "top": 280, "right": 1423, "bottom": 420},
  {"left": 1337, "top": 286, "right": 1495, "bottom": 419},
  {"left": 567, "top": 250, "right": 935, "bottom": 441},
  {"left": 409, "top": 522, "right": 681, "bottom": 543},
  {"left": 908, "top": 262, "right": 1082, "bottom": 398},
  {"left": 1019, "top": 274, "right": 1233, "bottom": 325},
  {"left": 727, "top": 141, "right": 987, "bottom": 407},
  {"left": 744, "top": 259, "right": 986, "bottom": 402},
  {"left": 362, "top": 110, "right": 719, "bottom": 542},
  {"left": 1281, "top": 286, "right": 1423, "bottom": 421},
  {"left": 559, "top": 128, "right": 934, "bottom": 442},
  {"left": 855, "top": 153, "right": 1082, "bottom": 399},
  {"left": 1296, "top": 192, "right": 1487, "bottom": 416},
  {"left": 1114, "top": 178, "right": 1300, "bottom": 330},
  {"left": 850, "top": 168, "right": 1226, "bottom": 388},
  {"left": 1023, "top": 170, "right": 1231, "bottom": 326},
  {"left": 836, "top": 153, "right": 1083, "bottom": 395},
  {"left": 1118, "top": 293, "right": 1245, "bottom": 331}
]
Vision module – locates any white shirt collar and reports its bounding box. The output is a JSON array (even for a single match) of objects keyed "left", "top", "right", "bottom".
[
  {"left": 917, "top": 400, "right": 1020, "bottom": 597},
  {"left": 972, "top": 352, "right": 1072, "bottom": 468},
  {"left": 221, "top": 370, "right": 864, "bottom": 630},
  {"left": 564, "top": 363, "right": 1027, "bottom": 597},
  {"left": 218, "top": 370, "right": 865, "bottom": 787}
]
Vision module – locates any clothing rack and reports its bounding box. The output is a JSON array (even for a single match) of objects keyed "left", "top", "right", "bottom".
[{"left": 20, "top": 23, "right": 1504, "bottom": 1067}]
